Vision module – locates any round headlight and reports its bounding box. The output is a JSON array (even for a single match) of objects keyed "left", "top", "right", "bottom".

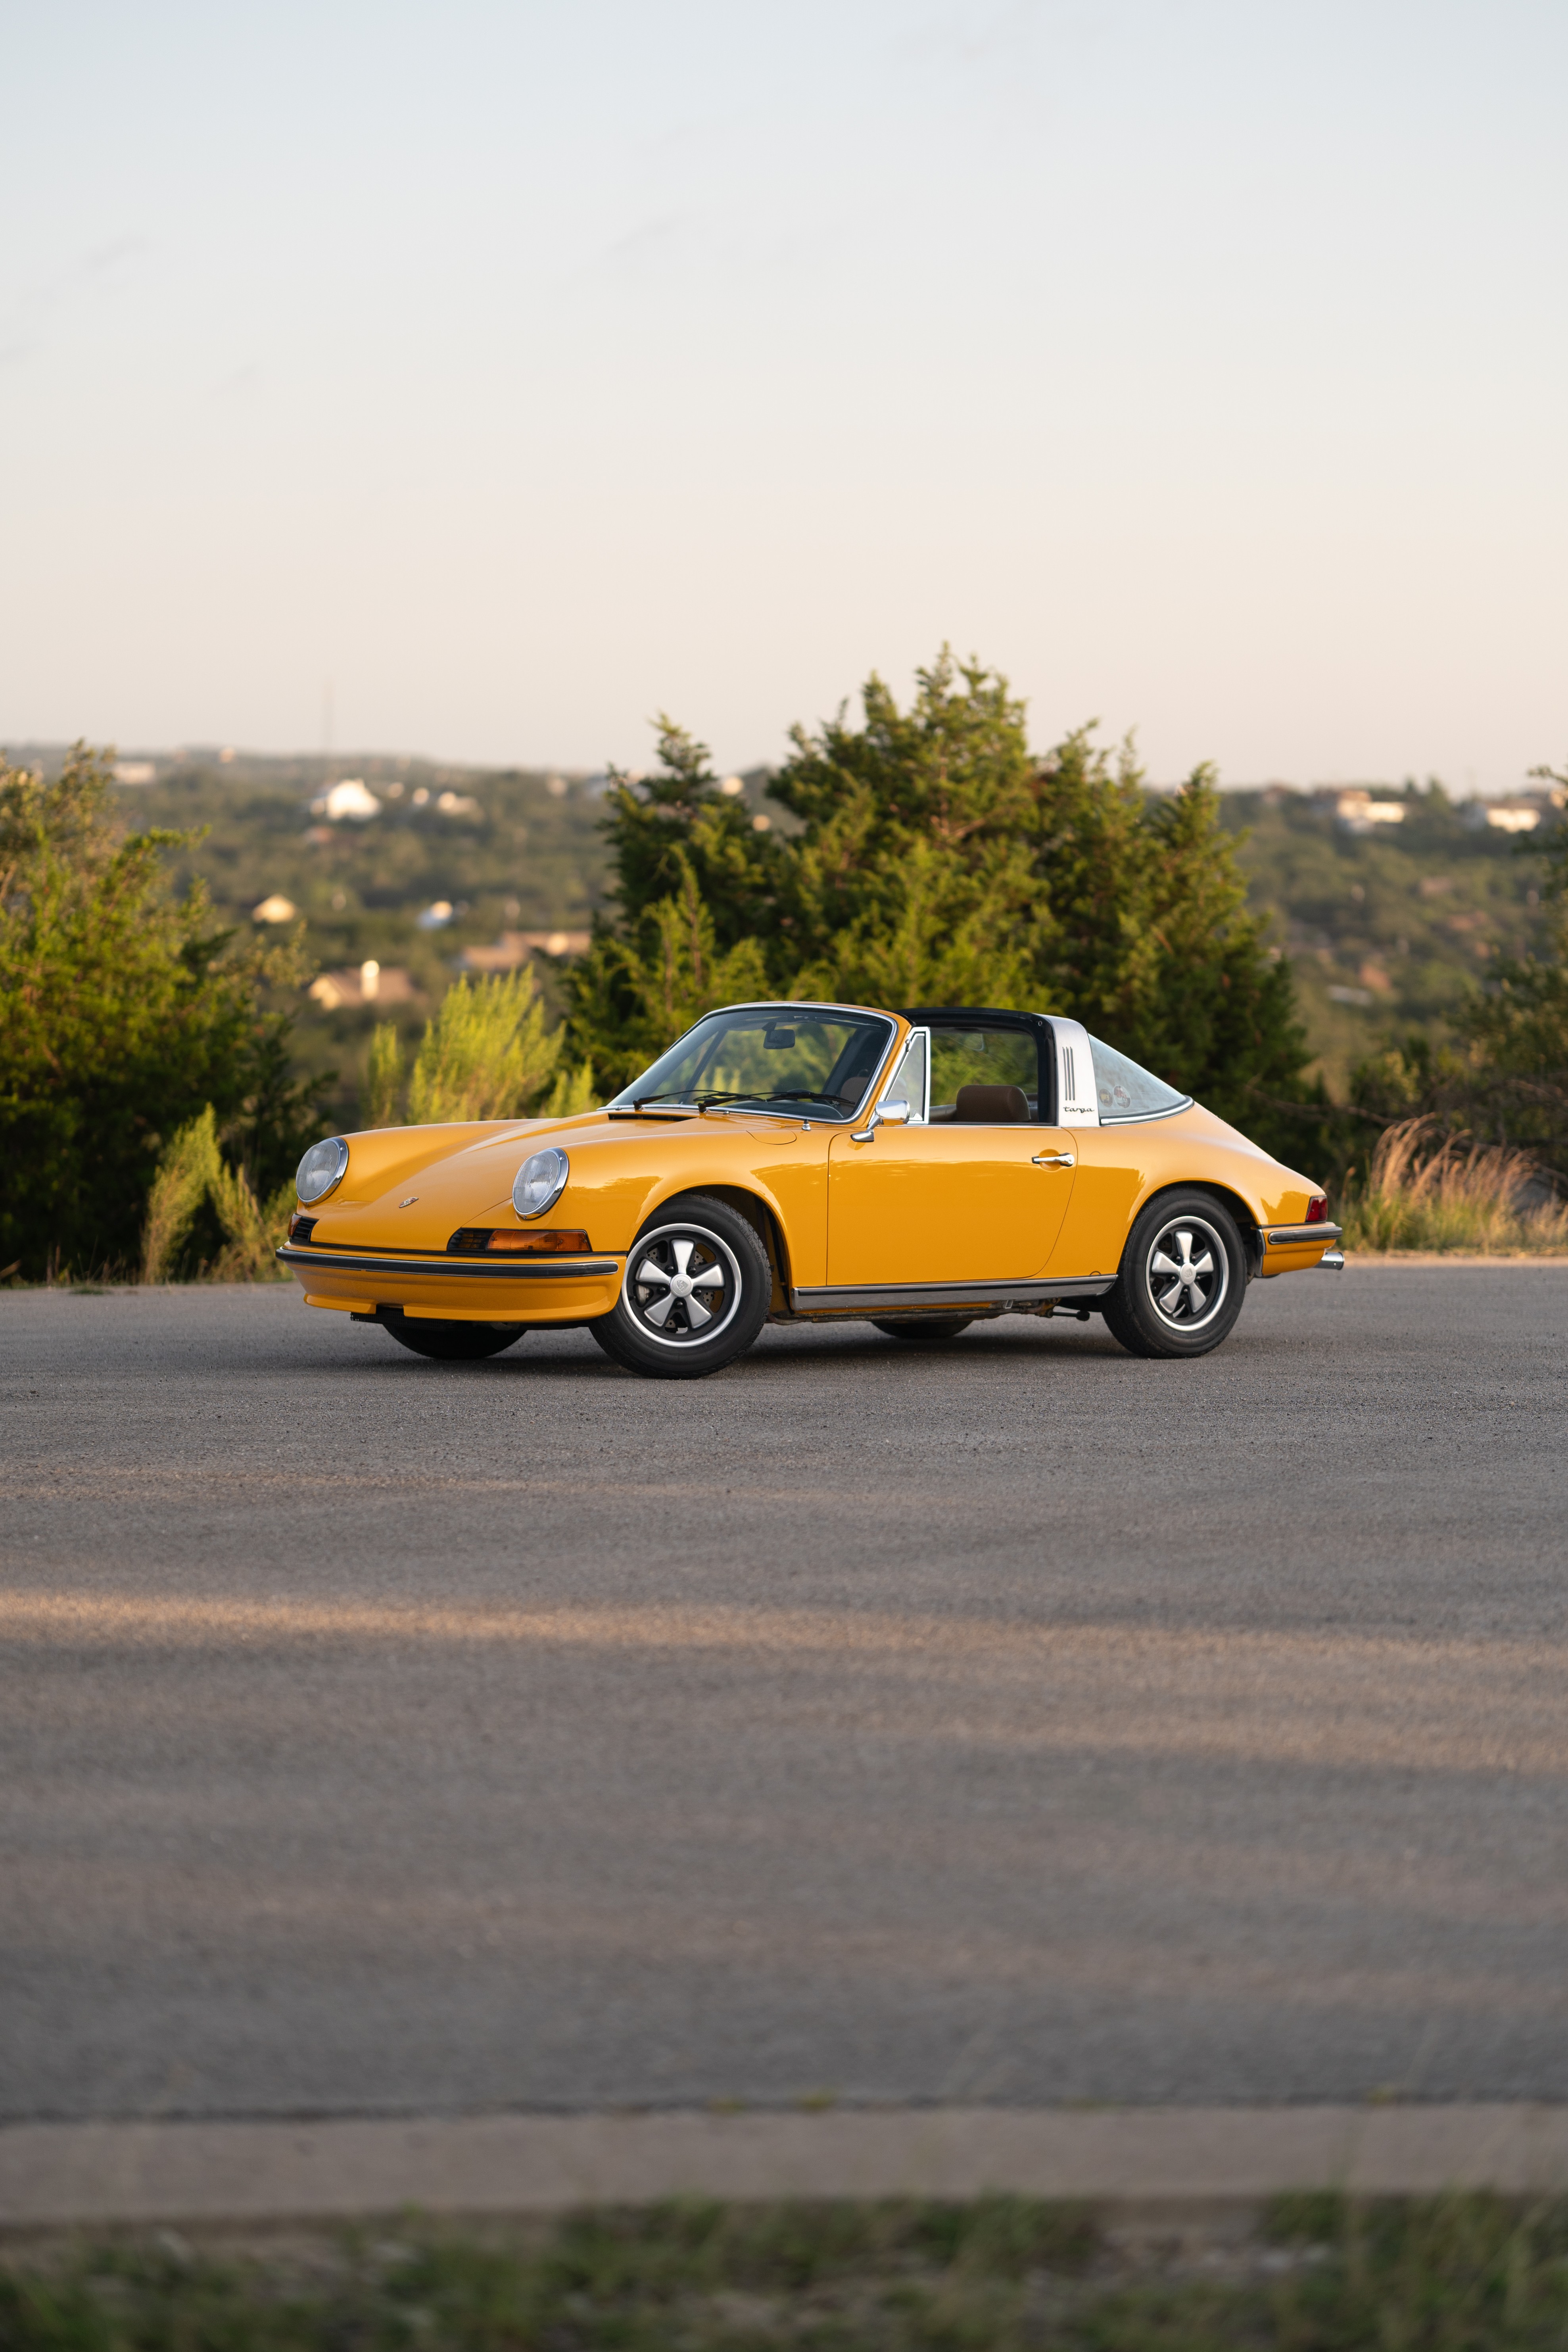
[
  {"left": 296, "top": 1135, "right": 349, "bottom": 1204},
  {"left": 512, "top": 1145, "right": 569, "bottom": 1219}
]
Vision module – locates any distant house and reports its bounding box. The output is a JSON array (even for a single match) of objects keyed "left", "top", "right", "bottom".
[
  {"left": 1317, "top": 787, "right": 1407, "bottom": 833},
  {"left": 454, "top": 929, "right": 592, "bottom": 973},
  {"left": 309, "top": 778, "right": 382, "bottom": 822},
  {"left": 113, "top": 760, "right": 157, "bottom": 785},
  {"left": 1463, "top": 791, "right": 1562, "bottom": 834},
  {"left": 252, "top": 894, "right": 297, "bottom": 924},
  {"left": 307, "top": 960, "right": 416, "bottom": 1012}
]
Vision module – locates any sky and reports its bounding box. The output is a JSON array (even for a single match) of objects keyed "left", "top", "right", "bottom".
[{"left": 3, "top": 1, "right": 1565, "bottom": 789}]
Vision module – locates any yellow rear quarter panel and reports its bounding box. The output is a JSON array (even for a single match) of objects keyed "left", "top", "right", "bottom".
[{"left": 1052, "top": 1105, "right": 1323, "bottom": 1277}]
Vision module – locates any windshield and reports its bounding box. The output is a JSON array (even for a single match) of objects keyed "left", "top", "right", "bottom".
[{"left": 609, "top": 1006, "right": 896, "bottom": 1120}]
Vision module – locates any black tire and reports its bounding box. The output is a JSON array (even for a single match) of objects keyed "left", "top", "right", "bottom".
[
  {"left": 870, "top": 1315, "right": 975, "bottom": 1343},
  {"left": 1101, "top": 1190, "right": 1247, "bottom": 1360},
  {"left": 589, "top": 1194, "right": 770, "bottom": 1379},
  {"left": 380, "top": 1311, "right": 526, "bottom": 1362}
]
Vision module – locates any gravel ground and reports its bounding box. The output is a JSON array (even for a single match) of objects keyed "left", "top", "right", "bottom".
[{"left": 2, "top": 1266, "right": 1565, "bottom": 2121}]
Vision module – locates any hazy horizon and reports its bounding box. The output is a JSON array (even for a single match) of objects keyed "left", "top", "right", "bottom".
[
  {"left": 5, "top": 2, "right": 1565, "bottom": 791},
  {"left": 4, "top": 735, "right": 1550, "bottom": 803}
]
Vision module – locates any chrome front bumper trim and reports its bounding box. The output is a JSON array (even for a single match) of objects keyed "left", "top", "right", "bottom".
[{"left": 276, "top": 1247, "right": 619, "bottom": 1280}]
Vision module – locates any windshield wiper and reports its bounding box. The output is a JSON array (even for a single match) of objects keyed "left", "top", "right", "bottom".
[
  {"left": 630, "top": 1090, "right": 757, "bottom": 1110},
  {"left": 628, "top": 1088, "right": 841, "bottom": 1117}
]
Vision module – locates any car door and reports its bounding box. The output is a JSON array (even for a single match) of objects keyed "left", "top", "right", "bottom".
[{"left": 826, "top": 1023, "right": 1077, "bottom": 1286}]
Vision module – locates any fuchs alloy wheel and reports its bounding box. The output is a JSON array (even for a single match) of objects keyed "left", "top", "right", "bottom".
[
  {"left": 871, "top": 1315, "right": 975, "bottom": 1343},
  {"left": 590, "top": 1194, "right": 771, "bottom": 1379},
  {"left": 380, "top": 1311, "right": 527, "bottom": 1362},
  {"left": 1101, "top": 1190, "right": 1247, "bottom": 1360}
]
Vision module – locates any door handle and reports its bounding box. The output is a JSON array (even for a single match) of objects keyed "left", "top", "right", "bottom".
[{"left": 1032, "top": 1150, "right": 1074, "bottom": 1167}]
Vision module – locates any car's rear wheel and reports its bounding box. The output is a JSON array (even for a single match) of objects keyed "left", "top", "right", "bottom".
[
  {"left": 870, "top": 1315, "right": 975, "bottom": 1343},
  {"left": 1101, "top": 1191, "right": 1247, "bottom": 1360},
  {"left": 380, "top": 1311, "right": 526, "bottom": 1361},
  {"left": 589, "top": 1194, "right": 770, "bottom": 1379}
]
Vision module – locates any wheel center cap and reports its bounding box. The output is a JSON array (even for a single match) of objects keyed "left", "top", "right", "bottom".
[{"left": 671, "top": 1274, "right": 693, "bottom": 1297}]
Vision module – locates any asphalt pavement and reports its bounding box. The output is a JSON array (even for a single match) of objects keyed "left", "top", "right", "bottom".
[{"left": 3, "top": 1266, "right": 1566, "bottom": 2122}]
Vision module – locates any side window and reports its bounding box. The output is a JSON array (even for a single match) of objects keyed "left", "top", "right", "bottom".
[{"left": 929, "top": 1028, "right": 1040, "bottom": 1123}]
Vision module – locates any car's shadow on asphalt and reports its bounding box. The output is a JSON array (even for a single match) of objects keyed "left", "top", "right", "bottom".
[{"left": 339, "top": 1319, "right": 1140, "bottom": 1381}]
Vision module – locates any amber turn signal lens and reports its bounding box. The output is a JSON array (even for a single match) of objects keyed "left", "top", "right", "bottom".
[
  {"left": 486, "top": 1228, "right": 592, "bottom": 1254},
  {"left": 1306, "top": 1196, "right": 1328, "bottom": 1223}
]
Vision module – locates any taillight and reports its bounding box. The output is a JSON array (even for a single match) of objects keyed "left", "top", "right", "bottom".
[{"left": 1306, "top": 1195, "right": 1328, "bottom": 1223}]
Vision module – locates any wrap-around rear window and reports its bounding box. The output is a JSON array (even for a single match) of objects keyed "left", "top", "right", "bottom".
[{"left": 1088, "top": 1037, "right": 1192, "bottom": 1123}]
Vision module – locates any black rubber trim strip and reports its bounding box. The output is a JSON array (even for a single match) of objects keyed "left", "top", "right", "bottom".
[
  {"left": 789, "top": 1275, "right": 1114, "bottom": 1313},
  {"left": 1263, "top": 1223, "right": 1344, "bottom": 1246},
  {"left": 276, "top": 1248, "right": 618, "bottom": 1280}
]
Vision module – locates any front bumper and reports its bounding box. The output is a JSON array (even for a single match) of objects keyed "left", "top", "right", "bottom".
[{"left": 276, "top": 1245, "right": 623, "bottom": 1324}]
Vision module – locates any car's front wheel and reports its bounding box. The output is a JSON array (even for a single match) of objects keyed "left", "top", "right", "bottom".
[
  {"left": 589, "top": 1194, "right": 771, "bottom": 1379},
  {"left": 1101, "top": 1191, "right": 1247, "bottom": 1359},
  {"left": 380, "top": 1311, "right": 526, "bottom": 1362}
]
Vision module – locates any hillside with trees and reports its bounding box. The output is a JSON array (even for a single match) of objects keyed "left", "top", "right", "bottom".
[{"left": 4, "top": 662, "right": 1564, "bottom": 1280}]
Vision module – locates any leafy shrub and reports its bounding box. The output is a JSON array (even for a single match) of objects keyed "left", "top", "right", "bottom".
[
  {"left": 403, "top": 970, "right": 578, "bottom": 1124},
  {"left": 0, "top": 746, "right": 328, "bottom": 1279}
]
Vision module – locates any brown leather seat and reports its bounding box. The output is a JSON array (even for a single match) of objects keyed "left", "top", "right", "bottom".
[{"left": 952, "top": 1082, "right": 1030, "bottom": 1123}]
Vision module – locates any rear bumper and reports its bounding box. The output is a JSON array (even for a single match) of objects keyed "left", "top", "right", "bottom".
[
  {"left": 1257, "top": 1221, "right": 1344, "bottom": 1279},
  {"left": 276, "top": 1246, "right": 623, "bottom": 1325}
]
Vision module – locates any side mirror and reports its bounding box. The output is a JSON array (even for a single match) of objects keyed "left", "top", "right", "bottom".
[{"left": 850, "top": 1097, "right": 911, "bottom": 1142}]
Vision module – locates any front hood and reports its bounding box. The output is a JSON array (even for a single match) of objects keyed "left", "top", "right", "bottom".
[{"left": 304, "top": 1110, "right": 610, "bottom": 1254}]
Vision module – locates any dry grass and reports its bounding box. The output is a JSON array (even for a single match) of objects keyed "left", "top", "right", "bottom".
[
  {"left": 139, "top": 1106, "right": 292, "bottom": 1283},
  {"left": 1340, "top": 1117, "right": 1568, "bottom": 1256}
]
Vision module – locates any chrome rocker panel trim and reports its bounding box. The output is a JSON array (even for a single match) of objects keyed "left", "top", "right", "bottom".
[
  {"left": 275, "top": 1247, "right": 619, "bottom": 1280},
  {"left": 789, "top": 1275, "right": 1115, "bottom": 1315}
]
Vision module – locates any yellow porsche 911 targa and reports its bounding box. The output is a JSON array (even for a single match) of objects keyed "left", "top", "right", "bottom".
[{"left": 279, "top": 1000, "right": 1342, "bottom": 1378}]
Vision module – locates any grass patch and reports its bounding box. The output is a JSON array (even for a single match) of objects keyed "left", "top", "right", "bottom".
[
  {"left": 1340, "top": 1116, "right": 1568, "bottom": 1254},
  {"left": 6, "top": 2193, "right": 1568, "bottom": 2350}
]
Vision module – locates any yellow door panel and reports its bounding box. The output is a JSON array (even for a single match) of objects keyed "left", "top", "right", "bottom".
[{"left": 827, "top": 1125, "right": 1076, "bottom": 1285}]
